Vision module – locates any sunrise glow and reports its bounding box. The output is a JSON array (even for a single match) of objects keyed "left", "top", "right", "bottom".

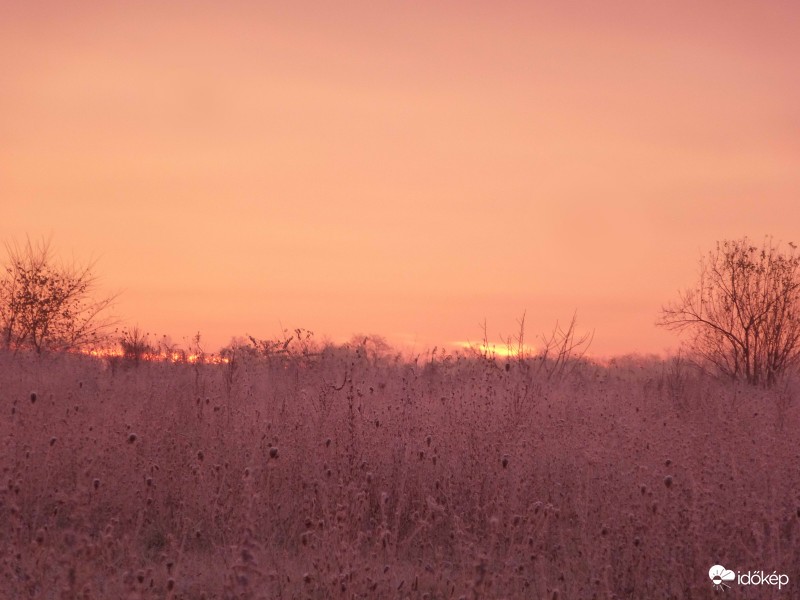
[
  {"left": 2, "top": 1, "right": 799, "bottom": 356},
  {"left": 454, "top": 341, "right": 538, "bottom": 359}
]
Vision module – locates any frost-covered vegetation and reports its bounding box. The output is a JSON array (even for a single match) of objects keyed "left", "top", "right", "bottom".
[{"left": 1, "top": 346, "right": 798, "bottom": 599}]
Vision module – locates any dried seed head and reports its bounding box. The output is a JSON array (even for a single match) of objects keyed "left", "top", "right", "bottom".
[
  {"left": 127, "top": 433, "right": 138, "bottom": 444},
  {"left": 502, "top": 456, "right": 509, "bottom": 469},
  {"left": 269, "top": 447, "right": 278, "bottom": 459},
  {"left": 664, "top": 475, "right": 673, "bottom": 488},
  {"left": 30, "top": 392, "right": 37, "bottom": 404},
  {"left": 49, "top": 437, "right": 57, "bottom": 447}
]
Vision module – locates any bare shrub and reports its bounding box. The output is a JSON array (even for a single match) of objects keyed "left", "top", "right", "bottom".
[{"left": 118, "top": 325, "right": 157, "bottom": 365}]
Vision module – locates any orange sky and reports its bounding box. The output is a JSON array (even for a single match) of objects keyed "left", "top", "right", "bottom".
[{"left": 2, "top": 1, "right": 799, "bottom": 357}]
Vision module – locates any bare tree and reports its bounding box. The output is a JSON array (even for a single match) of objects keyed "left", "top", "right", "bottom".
[
  {"left": 0, "top": 237, "right": 117, "bottom": 354},
  {"left": 659, "top": 237, "right": 800, "bottom": 387}
]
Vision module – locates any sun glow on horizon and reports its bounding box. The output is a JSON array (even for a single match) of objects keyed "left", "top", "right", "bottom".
[{"left": 453, "top": 341, "right": 538, "bottom": 359}]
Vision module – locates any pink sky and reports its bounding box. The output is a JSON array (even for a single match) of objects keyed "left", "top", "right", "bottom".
[{"left": 2, "top": 1, "right": 799, "bottom": 356}]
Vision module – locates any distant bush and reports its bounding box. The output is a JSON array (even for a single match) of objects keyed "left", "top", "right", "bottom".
[{"left": 118, "top": 325, "right": 157, "bottom": 365}]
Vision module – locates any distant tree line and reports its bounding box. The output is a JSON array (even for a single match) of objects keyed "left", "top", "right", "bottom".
[{"left": 5, "top": 234, "right": 800, "bottom": 388}]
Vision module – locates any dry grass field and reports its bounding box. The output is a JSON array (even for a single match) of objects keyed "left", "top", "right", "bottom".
[{"left": 1, "top": 348, "right": 798, "bottom": 599}]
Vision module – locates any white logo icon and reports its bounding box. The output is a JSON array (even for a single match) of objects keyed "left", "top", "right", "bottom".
[{"left": 709, "top": 565, "right": 735, "bottom": 590}]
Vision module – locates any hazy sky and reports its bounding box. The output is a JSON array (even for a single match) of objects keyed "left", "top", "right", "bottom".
[{"left": 2, "top": 1, "right": 799, "bottom": 356}]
